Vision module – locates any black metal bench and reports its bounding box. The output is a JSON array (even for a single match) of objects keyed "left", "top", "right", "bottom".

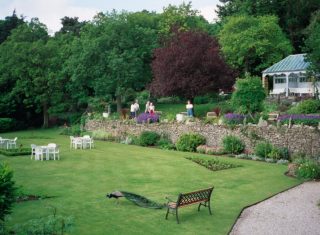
[{"left": 165, "top": 187, "right": 214, "bottom": 223}]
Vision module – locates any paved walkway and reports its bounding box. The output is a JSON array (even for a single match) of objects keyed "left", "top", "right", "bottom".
[{"left": 230, "top": 181, "right": 320, "bottom": 235}]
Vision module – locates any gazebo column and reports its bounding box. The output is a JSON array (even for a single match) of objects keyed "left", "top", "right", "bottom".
[{"left": 285, "top": 73, "right": 289, "bottom": 97}]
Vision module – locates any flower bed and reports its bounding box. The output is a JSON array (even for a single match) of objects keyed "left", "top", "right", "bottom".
[
  {"left": 136, "top": 113, "right": 159, "bottom": 124},
  {"left": 278, "top": 114, "right": 320, "bottom": 127},
  {"left": 186, "top": 156, "right": 242, "bottom": 171},
  {"left": 224, "top": 113, "right": 246, "bottom": 125}
]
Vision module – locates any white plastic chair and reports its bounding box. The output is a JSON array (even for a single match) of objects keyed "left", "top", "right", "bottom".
[
  {"left": 74, "top": 138, "right": 83, "bottom": 149},
  {"left": 47, "top": 143, "right": 60, "bottom": 160},
  {"left": 35, "top": 146, "right": 47, "bottom": 161},
  {"left": 7, "top": 137, "right": 17, "bottom": 149},
  {"left": 31, "top": 144, "right": 37, "bottom": 159},
  {"left": 70, "top": 136, "right": 75, "bottom": 149}
]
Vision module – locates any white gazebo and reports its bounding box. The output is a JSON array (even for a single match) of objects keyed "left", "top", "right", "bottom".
[{"left": 262, "top": 54, "right": 320, "bottom": 97}]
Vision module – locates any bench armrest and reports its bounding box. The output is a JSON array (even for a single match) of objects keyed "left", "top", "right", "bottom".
[{"left": 165, "top": 196, "right": 175, "bottom": 203}]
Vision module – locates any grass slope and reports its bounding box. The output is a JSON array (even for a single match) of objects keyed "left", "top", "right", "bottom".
[{"left": 0, "top": 129, "right": 301, "bottom": 235}]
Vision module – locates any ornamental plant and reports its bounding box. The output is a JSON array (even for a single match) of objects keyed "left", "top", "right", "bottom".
[
  {"left": 223, "top": 113, "right": 246, "bottom": 125},
  {"left": 136, "top": 113, "right": 159, "bottom": 124},
  {"left": 139, "top": 131, "right": 160, "bottom": 146},
  {"left": 176, "top": 133, "right": 206, "bottom": 152},
  {"left": 222, "top": 135, "right": 245, "bottom": 154},
  {"left": 278, "top": 114, "right": 320, "bottom": 127},
  {"left": 296, "top": 159, "right": 320, "bottom": 179},
  {"left": 254, "top": 141, "right": 273, "bottom": 158},
  {"left": 231, "top": 74, "right": 266, "bottom": 114},
  {"left": 0, "top": 163, "right": 16, "bottom": 221}
]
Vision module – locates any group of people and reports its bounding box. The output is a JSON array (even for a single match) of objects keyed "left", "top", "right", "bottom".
[
  {"left": 130, "top": 100, "right": 156, "bottom": 118},
  {"left": 130, "top": 99, "right": 194, "bottom": 118},
  {"left": 145, "top": 101, "right": 155, "bottom": 115}
]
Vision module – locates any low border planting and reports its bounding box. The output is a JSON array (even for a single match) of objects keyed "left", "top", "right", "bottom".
[
  {"left": 278, "top": 114, "right": 320, "bottom": 127},
  {"left": 186, "top": 156, "right": 242, "bottom": 171},
  {"left": 0, "top": 148, "right": 31, "bottom": 156}
]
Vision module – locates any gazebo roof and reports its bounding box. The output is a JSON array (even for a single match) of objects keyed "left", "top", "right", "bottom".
[{"left": 263, "top": 54, "right": 310, "bottom": 74}]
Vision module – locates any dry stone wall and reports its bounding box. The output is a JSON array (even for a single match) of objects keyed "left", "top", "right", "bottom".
[{"left": 85, "top": 120, "right": 320, "bottom": 155}]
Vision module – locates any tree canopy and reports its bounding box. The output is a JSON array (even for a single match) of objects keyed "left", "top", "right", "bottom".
[
  {"left": 67, "top": 11, "right": 158, "bottom": 112},
  {"left": 216, "top": 0, "right": 320, "bottom": 52},
  {"left": 150, "top": 30, "right": 235, "bottom": 99},
  {"left": 305, "top": 10, "right": 320, "bottom": 73},
  {"left": 219, "top": 15, "right": 292, "bottom": 75}
]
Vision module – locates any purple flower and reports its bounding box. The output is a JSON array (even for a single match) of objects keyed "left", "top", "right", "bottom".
[
  {"left": 136, "top": 113, "right": 159, "bottom": 124},
  {"left": 278, "top": 114, "right": 320, "bottom": 121},
  {"left": 224, "top": 113, "right": 246, "bottom": 120}
]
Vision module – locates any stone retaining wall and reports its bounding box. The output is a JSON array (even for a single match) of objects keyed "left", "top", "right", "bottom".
[{"left": 85, "top": 120, "right": 320, "bottom": 155}]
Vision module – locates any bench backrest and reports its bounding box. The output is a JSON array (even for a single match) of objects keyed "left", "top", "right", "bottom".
[{"left": 177, "top": 187, "right": 214, "bottom": 207}]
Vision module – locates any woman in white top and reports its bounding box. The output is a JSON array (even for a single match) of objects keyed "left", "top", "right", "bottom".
[
  {"left": 148, "top": 102, "right": 155, "bottom": 115},
  {"left": 186, "top": 100, "right": 194, "bottom": 117},
  {"left": 145, "top": 101, "right": 150, "bottom": 113}
]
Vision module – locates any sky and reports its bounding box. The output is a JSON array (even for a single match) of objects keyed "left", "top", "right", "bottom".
[{"left": 0, "top": 0, "right": 221, "bottom": 34}]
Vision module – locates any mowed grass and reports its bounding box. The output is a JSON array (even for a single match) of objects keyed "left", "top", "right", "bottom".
[
  {"left": 157, "top": 101, "right": 231, "bottom": 118},
  {"left": 1, "top": 129, "right": 301, "bottom": 235}
]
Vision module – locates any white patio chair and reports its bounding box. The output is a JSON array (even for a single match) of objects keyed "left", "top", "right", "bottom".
[
  {"left": 74, "top": 138, "right": 83, "bottom": 149},
  {"left": 70, "top": 136, "right": 75, "bottom": 149},
  {"left": 31, "top": 144, "right": 37, "bottom": 159},
  {"left": 0, "top": 137, "right": 4, "bottom": 148},
  {"left": 47, "top": 143, "right": 60, "bottom": 160},
  {"left": 7, "top": 137, "right": 17, "bottom": 149},
  {"left": 83, "top": 138, "right": 94, "bottom": 149},
  {"left": 35, "top": 146, "right": 47, "bottom": 161}
]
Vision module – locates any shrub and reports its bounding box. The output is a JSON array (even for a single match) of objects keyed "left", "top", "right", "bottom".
[
  {"left": 222, "top": 135, "right": 245, "bottom": 154},
  {"left": 0, "top": 163, "right": 16, "bottom": 221},
  {"left": 139, "top": 131, "right": 160, "bottom": 146},
  {"left": 91, "top": 131, "right": 115, "bottom": 141},
  {"left": 296, "top": 159, "right": 320, "bottom": 179},
  {"left": 176, "top": 133, "right": 206, "bottom": 152},
  {"left": 157, "top": 96, "right": 181, "bottom": 104},
  {"left": 288, "top": 99, "right": 320, "bottom": 114},
  {"left": 156, "top": 137, "right": 175, "bottom": 150},
  {"left": 0, "top": 148, "right": 31, "bottom": 156},
  {"left": 254, "top": 141, "right": 273, "bottom": 158},
  {"left": 194, "top": 95, "right": 210, "bottom": 104},
  {"left": 136, "top": 113, "right": 159, "bottom": 124},
  {"left": 0, "top": 118, "right": 15, "bottom": 133},
  {"left": 231, "top": 75, "right": 266, "bottom": 114},
  {"left": 267, "top": 148, "right": 282, "bottom": 160},
  {"left": 60, "top": 124, "right": 82, "bottom": 136}
]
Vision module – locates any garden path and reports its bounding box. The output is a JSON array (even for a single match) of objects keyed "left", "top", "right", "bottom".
[{"left": 230, "top": 181, "right": 320, "bottom": 235}]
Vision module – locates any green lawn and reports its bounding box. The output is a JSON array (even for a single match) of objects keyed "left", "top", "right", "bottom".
[
  {"left": 157, "top": 103, "right": 224, "bottom": 119},
  {"left": 1, "top": 128, "right": 301, "bottom": 235}
]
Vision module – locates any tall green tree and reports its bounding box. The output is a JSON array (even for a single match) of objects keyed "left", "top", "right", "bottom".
[
  {"left": 0, "top": 19, "right": 68, "bottom": 127},
  {"left": 158, "top": 2, "right": 210, "bottom": 40},
  {"left": 67, "top": 11, "right": 158, "bottom": 112},
  {"left": 219, "top": 15, "right": 292, "bottom": 75},
  {"left": 0, "top": 10, "right": 24, "bottom": 44},
  {"left": 56, "top": 16, "right": 86, "bottom": 36},
  {"left": 216, "top": 0, "right": 320, "bottom": 52},
  {"left": 305, "top": 10, "right": 320, "bottom": 73}
]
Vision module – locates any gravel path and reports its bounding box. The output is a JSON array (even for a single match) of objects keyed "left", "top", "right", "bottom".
[{"left": 230, "top": 181, "right": 320, "bottom": 235}]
